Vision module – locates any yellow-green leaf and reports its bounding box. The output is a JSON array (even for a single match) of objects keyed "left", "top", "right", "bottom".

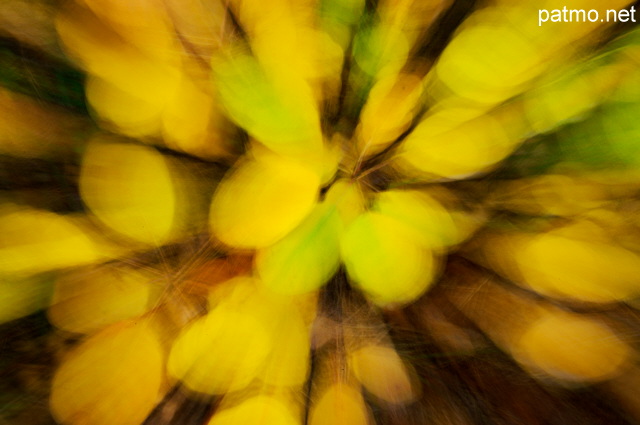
[
  {"left": 212, "top": 48, "right": 323, "bottom": 160},
  {"left": 256, "top": 203, "right": 341, "bottom": 295},
  {"left": 340, "top": 212, "right": 437, "bottom": 306}
]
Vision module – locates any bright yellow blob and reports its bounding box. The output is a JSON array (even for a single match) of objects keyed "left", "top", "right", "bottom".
[
  {"left": 374, "top": 189, "right": 459, "bottom": 249},
  {"left": 397, "top": 108, "right": 518, "bottom": 180},
  {"left": 85, "top": 75, "right": 165, "bottom": 137},
  {"left": 310, "top": 384, "right": 370, "bottom": 425},
  {"left": 163, "top": 74, "right": 228, "bottom": 160},
  {"left": 516, "top": 232, "right": 640, "bottom": 303},
  {"left": 435, "top": 22, "right": 543, "bottom": 104},
  {"left": 168, "top": 306, "right": 273, "bottom": 395},
  {"left": 50, "top": 321, "right": 164, "bottom": 425},
  {"left": 257, "top": 306, "right": 312, "bottom": 387},
  {"left": 203, "top": 277, "right": 314, "bottom": 388},
  {"left": 0, "top": 205, "right": 101, "bottom": 276},
  {"left": 480, "top": 229, "right": 640, "bottom": 304},
  {"left": 209, "top": 153, "right": 321, "bottom": 248},
  {"left": 514, "top": 309, "right": 631, "bottom": 383},
  {"left": 208, "top": 395, "right": 300, "bottom": 425},
  {"left": 357, "top": 72, "right": 423, "bottom": 157},
  {"left": 0, "top": 276, "right": 53, "bottom": 325},
  {"left": 258, "top": 335, "right": 311, "bottom": 389},
  {"left": 56, "top": 4, "right": 181, "bottom": 137},
  {"left": 79, "top": 138, "right": 178, "bottom": 245},
  {"left": 349, "top": 344, "right": 417, "bottom": 405}
]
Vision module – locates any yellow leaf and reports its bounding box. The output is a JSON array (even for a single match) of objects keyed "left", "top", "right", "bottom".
[
  {"left": 356, "top": 72, "right": 423, "bottom": 157},
  {"left": 0, "top": 204, "right": 102, "bottom": 276},
  {"left": 256, "top": 306, "right": 311, "bottom": 387},
  {"left": 48, "top": 265, "right": 159, "bottom": 334},
  {"left": 228, "top": 0, "right": 342, "bottom": 92},
  {"left": 318, "top": 139, "right": 344, "bottom": 186},
  {"left": 373, "top": 189, "right": 459, "bottom": 250},
  {"left": 50, "top": 320, "right": 164, "bottom": 425},
  {"left": 514, "top": 309, "right": 631, "bottom": 383},
  {"left": 310, "top": 384, "right": 370, "bottom": 425},
  {"left": 0, "top": 276, "right": 52, "bottom": 325},
  {"left": 208, "top": 395, "right": 300, "bottom": 425},
  {"left": 349, "top": 344, "right": 417, "bottom": 405},
  {"left": 56, "top": 3, "right": 181, "bottom": 138},
  {"left": 168, "top": 305, "right": 273, "bottom": 395},
  {"left": 429, "top": 2, "right": 631, "bottom": 107},
  {"left": 252, "top": 21, "right": 344, "bottom": 88},
  {"left": 434, "top": 22, "right": 543, "bottom": 104},
  {"left": 163, "top": 73, "right": 230, "bottom": 160},
  {"left": 56, "top": 4, "right": 181, "bottom": 105},
  {"left": 85, "top": 75, "right": 165, "bottom": 137},
  {"left": 478, "top": 230, "right": 640, "bottom": 303},
  {"left": 202, "top": 276, "right": 313, "bottom": 388},
  {"left": 209, "top": 153, "right": 320, "bottom": 248},
  {"left": 79, "top": 138, "right": 179, "bottom": 245},
  {"left": 518, "top": 232, "right": 640, "bottom": 303},
  {"left": 396, "top": 108, "right": 519, "bottom": 180}
]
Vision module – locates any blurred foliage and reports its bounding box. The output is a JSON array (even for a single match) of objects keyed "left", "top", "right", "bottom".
[{"left": 1, "top": 1, "right": 640, "bottom": 425}]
